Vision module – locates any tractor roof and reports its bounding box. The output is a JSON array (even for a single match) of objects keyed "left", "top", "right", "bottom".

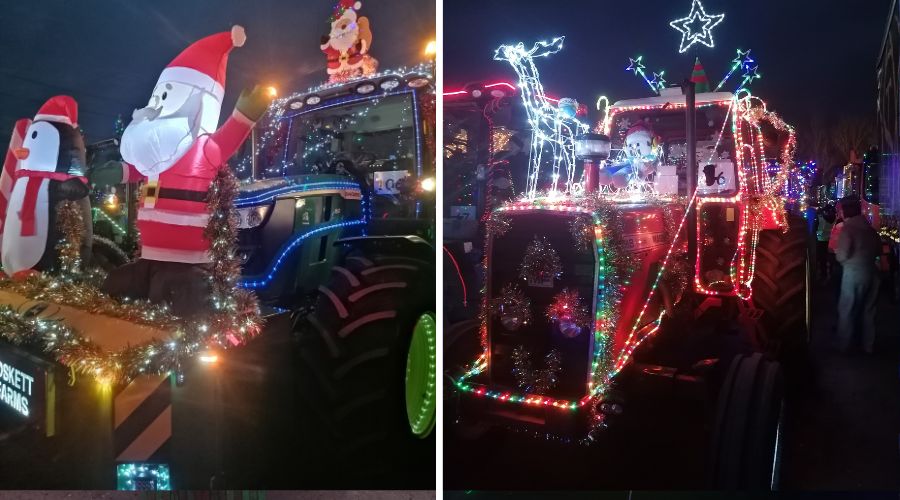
[{"left": 610, "top": 91, "right": 734, "bottom": 111}]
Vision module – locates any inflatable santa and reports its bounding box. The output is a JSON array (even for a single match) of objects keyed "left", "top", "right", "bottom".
[
  {"left": 90, "top": 26, "right": 272, "bottom": 314},
  {"left": 321, "top": 0, "right": 377, "bottom": 82},
  {"left": 1, "top": 96, "right": 91, "bottom": 277}
]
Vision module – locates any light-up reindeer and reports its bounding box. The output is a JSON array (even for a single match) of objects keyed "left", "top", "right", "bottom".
[{"left": 494, "top": 37, "right": 588, "bottom": 198}]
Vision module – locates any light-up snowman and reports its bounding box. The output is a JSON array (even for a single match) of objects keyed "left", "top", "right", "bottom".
[{"left": 601, "top": 122, "right": 659, "bottom": 190}]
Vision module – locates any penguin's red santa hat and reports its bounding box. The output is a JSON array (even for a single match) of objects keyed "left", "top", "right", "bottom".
[
  {"left": 33, "top": 95, "right": 78, "bottom": 128},
  {"left": 156, "top": 25, "right": 246, "bottom": 103}
]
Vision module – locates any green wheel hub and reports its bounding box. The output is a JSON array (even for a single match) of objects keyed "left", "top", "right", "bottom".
[{"left": 405, "top": 312, "right": 436, "bottom": 438}]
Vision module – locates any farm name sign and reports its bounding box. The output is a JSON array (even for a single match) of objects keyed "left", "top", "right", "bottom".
[{"left": 0, "top": 353, "right": 37, "bottom": 417}]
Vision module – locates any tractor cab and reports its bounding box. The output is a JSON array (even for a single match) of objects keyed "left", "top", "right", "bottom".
[
  {"left": 235, "top": 68, "right": 435, "bottom": 307},
  {"left": 606, "top": 90, "right": 738, "bottom": 198}
]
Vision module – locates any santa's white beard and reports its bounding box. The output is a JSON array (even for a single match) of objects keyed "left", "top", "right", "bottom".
[
  {"left": 329, "top": 27, "right": 359, "bottom": 52},
  {"left": 121, "top": 115, "right": 196, "bottom": 177}
]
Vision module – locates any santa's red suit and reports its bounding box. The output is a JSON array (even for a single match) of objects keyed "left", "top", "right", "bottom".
[
  {"left": 323, "top": 43, "right": 365, "bottom": 73},
  {"left": 117, "top": 26, "right": 258, "bottom": 264},
  {"left": 121, "top": 110, "right": 253, "bottom": 263}
]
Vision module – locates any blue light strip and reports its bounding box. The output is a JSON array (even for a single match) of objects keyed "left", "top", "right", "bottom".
[
  {"left": 412, "top": 88, "right": 424, "bottom": 219},
  {"left": 239, "top": 218, "right": 366, "bottom": 289},
  {"left": 412, "top": 89, "right": 423, "bottom": 179},
  {"left": 235, "top": 181, "right": 360, "bottom": 207}
]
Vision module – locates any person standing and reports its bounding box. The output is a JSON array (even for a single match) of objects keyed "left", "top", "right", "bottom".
[
  {"left": 835, "top": 196, "right": 882, "bottom": 353},
  {"left": 816, "top": 205, "right": 835, "bottom": 280}
]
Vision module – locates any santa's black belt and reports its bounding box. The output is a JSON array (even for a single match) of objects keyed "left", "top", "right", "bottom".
[{"left": 151, "top": 186, "right": 208, "bottom": 203}]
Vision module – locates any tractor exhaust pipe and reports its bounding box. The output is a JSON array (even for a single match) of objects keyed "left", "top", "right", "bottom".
[{"left": 682, "top": 79, "right": 698, "bottom": 267}]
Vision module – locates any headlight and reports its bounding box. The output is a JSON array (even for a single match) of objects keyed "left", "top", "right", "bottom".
[{"left": 237, "top": 205, "right": 271, "bottom": 229}]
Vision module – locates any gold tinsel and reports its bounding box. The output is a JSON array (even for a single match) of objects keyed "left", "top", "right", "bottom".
[
  {"left": 55, "top": 200, "right": 84, "bottom": 277},
  {"left": 0, "top": 166, "right": 264, "bottom": 387}
]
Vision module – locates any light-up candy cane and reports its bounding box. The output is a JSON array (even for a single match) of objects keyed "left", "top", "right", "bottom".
[
  {"left": 714, "top": 49, "right": 755, "bottom": 92},
  {"left": 626, "top": 56, "right": 666, "bottom": 94},
  {"left": 595, "top": 95, "right": 610, "bottom": 133},
  {"left": 494, "top": 37, "right": 588, "bottom": 198}
]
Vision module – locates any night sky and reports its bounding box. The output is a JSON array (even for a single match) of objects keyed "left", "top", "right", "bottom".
[
  {"left": 0, "top": 0, "right": 434, "bottom": 143},
  {"left": 444, "top": 0, "right": 892, "bottom": 137}
]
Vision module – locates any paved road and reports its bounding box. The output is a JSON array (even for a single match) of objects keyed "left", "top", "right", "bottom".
[
  {"left": 780, "top": 277, "right": 900, "bottom": 490},
  {"left": 445, "top": 274, "right": 900, "bottom": 490}
]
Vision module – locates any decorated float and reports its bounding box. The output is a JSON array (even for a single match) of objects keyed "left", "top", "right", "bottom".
[
  {"left": 0, "top": 1, "right": 435, "bottom": 489},
  {"left": 449, "top": 32, "right": 807, "bottom": 489}
]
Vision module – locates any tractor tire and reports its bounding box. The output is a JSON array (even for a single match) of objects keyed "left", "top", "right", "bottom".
[
  {"left": 90, "top": 235, "right": 129, "bottom": 272},
  {"left": 294, "top": 250, "right": 435, "bottom": 488},
  {"left": 709, "top": 353, "right": 785, "bottom": 490},
  {"left": 753, "top": 215, "right": 810, "bottom": 356}
]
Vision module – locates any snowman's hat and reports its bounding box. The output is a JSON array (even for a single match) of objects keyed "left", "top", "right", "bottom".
[
  {"left": 33, "top": 95, "right": 78, "bottom": 128},
  {"left": 625, "top": 122, "right": 652, "bottom": 137},
  {"left": 156, "top": 25, "right": 246, "bottom": 103}
]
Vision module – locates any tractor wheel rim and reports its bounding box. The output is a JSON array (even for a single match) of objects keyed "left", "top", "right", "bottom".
[{"left": 406, "top": 312, "right": 436, "bottom": 438}]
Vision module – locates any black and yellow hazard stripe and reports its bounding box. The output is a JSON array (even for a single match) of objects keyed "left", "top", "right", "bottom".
[{"left": 113, "top": 374, "right": 172, "bottom": 462}]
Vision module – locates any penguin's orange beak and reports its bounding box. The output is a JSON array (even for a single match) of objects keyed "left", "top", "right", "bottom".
[{"left": 13, "top": 147, "right": 29, "bottom": 160}]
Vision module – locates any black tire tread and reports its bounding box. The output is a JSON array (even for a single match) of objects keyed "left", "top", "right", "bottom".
[
  {"left": 295, "top": 250, "right": 434, "bottom": 487},
  {"left": 710, "top": 353, "right": 784, "bottom": 489},
  {"left": 752, "top": 215, "right": 809, "bottom": 353}
]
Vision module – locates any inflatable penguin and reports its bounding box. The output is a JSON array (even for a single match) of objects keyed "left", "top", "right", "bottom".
[{"left": 2, "top": 96, "right": 90, "bottom": 277}]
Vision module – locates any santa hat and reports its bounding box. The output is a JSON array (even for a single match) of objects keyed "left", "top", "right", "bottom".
[
  {"left": 34, "top": 95, "right": 78, "bottom": 128},
  {"left": 332, "top": 0, "right": 362, "bottom": 19},
  {"left": 156, "top": 25, "right": 246, "bottom": 103}
]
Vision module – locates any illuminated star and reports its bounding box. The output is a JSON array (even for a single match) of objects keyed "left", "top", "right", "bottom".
[
  {"left": 650, "top": 71, "right": 667, "bottom": 91},
  {"left": 736, "top": 65, "right": 761, "bottom": 91},
  {"left": 735, "top": 49, "right": 754, "bottom": 70},
  {"left": 669, "top": 0, "right": 725, "bottom": 53},
  {"left": 626, "top": 56, "right": 646, "bottom": 74},
  {"left": 742, "top": 65, "right": 760, "bottom": 82}
]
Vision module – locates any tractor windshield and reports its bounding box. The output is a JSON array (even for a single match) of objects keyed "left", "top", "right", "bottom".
[
  {"left": 264, "top": 93, "right": 418, "bottom": 179},
  {"left": 609, "top": 103, "right": 733, "bottom": 195}
]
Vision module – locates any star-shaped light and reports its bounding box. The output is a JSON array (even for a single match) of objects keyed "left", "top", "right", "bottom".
[
  {"left": 669, "top": 0, "right": 725, "bottom": 54},
  {"left": 626, "top": 56, "right": 646, "bottom": 74},
  {"left": 736, "top": 65, "right": 761, "bottom": 91},
  {"left": 734, "top": 49, "right": 754, "bottom": 70},
  {"left": 650, "top": 71, "right": 667, "bottom": 92}
]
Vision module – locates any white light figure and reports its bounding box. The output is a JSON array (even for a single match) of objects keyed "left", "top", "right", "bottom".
[{"left": 494, "top": 37, "right": 588, "bottom": 199}]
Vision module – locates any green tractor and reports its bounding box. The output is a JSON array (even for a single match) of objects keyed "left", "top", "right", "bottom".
[{"left": 233, "top": 67, "right": 436, "bottom": 485}]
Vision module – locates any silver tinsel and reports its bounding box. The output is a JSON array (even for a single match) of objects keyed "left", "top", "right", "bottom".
[{"left": 511, "top": 345, "right": 562, "bottom": 395}]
